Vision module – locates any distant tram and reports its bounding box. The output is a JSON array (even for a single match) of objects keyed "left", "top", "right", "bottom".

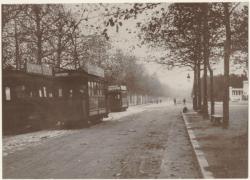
[
  {"left": 3, "top": 63, "right": 108, "bottom": 135},
  {"left": 107, "top": 85, "right": 128, "bottom": 112}
]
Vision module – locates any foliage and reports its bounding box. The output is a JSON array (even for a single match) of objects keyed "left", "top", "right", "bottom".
[
  {"left": 103, "top": 49, "right": 169, "bottom": 96},
  {"left": 2, "top": 4, "right": 169, "bottom": 97},
  {"left": 203, "top": 74, "right": 248, "bottom": 101}
]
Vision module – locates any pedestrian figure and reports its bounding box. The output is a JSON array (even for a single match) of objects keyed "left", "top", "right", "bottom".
[
  {"left": 183, "top": 98, "right": 186, "bottom": 105},
  {"left": 174, "top": 98, "right": 176, "bottom": 105}
]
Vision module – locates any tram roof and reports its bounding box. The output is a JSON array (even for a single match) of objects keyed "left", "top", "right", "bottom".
[{"left": 3, "top": 63, "right": 105, "bottom": 79}]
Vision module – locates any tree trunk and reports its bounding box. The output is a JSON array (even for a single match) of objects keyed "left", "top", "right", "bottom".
[
  {"left": 196, "top": 11, "right": 202, "bottom": 110},
  {"left": 14, "top": 19, "right": 20, "bottom": 70},
  {"left": 202, "top": 4, "right": 209, "bottom": 118},
  {"left": 73, "top": 35, "right": 79, "bottom": 69},
  {"left": 56, "top": 35, "right": 62, "bottom": 68},
  {"left": 223, "top": 3, "right": 231, "bottom": 128},
  {"left": 56, "top": 22, "right": 64, "bottom": 68},
  {"left": 197, "top": 59, "right": 202, "bottom": 109},
  {"left": 208, "top": 64, "right": 214, "bottom": 116},
  {"left": 34, "top": 5, "right": 42, "bottom": 64},
  {"left": 193, "top": 64, "right": 198, "bottom": 110}
]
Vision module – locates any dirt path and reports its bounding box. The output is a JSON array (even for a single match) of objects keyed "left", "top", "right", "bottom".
[{"left": 3, "top": 104, "right": 201, "bottom": 178}]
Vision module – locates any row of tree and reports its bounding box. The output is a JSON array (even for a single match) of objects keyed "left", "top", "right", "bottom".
[
  {"left": 2, "top": 4, "right": 109, "bottom": 69},
  {"left": 2, "top": 4, "right": 169, "bottom": 97},
  {"left": 104, "top": 49, "right": 169, "bottom": 96},
  {"left": 139, "top": 3, "right": 248, "bottom": 128}
]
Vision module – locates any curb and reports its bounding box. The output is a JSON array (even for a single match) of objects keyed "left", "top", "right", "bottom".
[{"left": 181, "top": 112, "right": 214, "bottom": 179}]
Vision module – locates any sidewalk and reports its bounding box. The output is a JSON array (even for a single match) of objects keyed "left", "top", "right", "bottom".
[{"left": 182, "top": 107, "right": 248, "bottom": 178}]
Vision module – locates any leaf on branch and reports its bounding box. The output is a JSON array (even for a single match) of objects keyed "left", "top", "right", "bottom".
[
  {"left": 124, "top": 14, "right": 129, "bottom": 20},
  {"left": 102, "top": 28, "right": 107, "bottom": 34},
  {"left": 109, "top": 18, "right": 114, "bottom": 27}
]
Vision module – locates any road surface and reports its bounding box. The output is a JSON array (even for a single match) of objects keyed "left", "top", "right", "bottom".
[{"left": 3, "top": 103, "right": 201, "bottom": 178}]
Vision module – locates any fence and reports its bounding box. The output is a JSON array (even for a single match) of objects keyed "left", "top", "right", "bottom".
[{"left": 128, "top": 94, "right": 161, "bottom": 106}]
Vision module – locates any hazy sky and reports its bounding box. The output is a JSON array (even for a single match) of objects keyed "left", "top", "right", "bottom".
[{"left": 66, "top": 2, "right": 247, "bottom": 96}]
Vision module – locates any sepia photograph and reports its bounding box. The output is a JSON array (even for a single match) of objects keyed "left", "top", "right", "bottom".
[{"left": 2, "top": 1, "right": 248, "bottom": 179}]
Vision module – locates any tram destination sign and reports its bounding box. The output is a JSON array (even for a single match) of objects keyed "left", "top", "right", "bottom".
[
  {"left": 26, "top": 62, "right": 53, "bottom": 76},
  {"left": 55, "top": 72, "right": 69, "bottom": 77},
  {"left": 120, "top": 85, "right": 127, "bottom": 91},
  {"left": 84, "top": 63, "right": 104, "bottom": 78},
  {"left": 108, "top": 85, "right": 127, "bottom": 91}
]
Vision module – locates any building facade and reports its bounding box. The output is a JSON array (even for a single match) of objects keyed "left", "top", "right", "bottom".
[{"left": 229, "top": 80, "right": 248, "bottom": 101}]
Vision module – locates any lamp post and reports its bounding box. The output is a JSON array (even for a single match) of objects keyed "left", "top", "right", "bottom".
[{"left": 187, "top": 73, "right": 190, "bottom": 81}]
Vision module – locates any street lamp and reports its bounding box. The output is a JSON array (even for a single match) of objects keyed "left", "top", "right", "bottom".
[{"left": 187, "top": 73, "right": 190, "bottom": 82}]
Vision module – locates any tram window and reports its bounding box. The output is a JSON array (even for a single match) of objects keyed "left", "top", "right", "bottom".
[
  {"left": 43, "top": 86, "right": 47, "bottom": 97},
  {"left": 88, "top": 82, "right": 91, "bottom": 96},
  {"left": 91, "top": 82, "right": 93, "bottom": 96},
  {"left": 88, "top": 83, "right": 91, "bottom": 96},
  {"left": 117, "top": 94, "right": 120, "bottom": 99},
  {"left": 49, "top": 92, "right": 53, "bottom": 98},
  {"left": 58, "top": 88, "right": 63, "bottom": 97},
  {"left": 80, "top": 85, "right": 86, "bottom": 94},
  {"left": 5, "top": 87, "right": 11, "bottom": 101},
  {"left": 39, "top": 89, "right": 43, "bottom": 97},
  {"left": 96, "top": 82, "right": 98, "bottom": 95},
  {"left": 100, "top": 83, "right": 103, "bottom": 96},
  {"left": 94, "top": 82, "right": 97, "bottom": 95},
  {"left": 92, "top": 82, "right": 94, "bottom": 96},
  {"left": 15, "top": 85, "right": 26, "bottom": 98},
  {"left": 97, "top": 83, "right": 99, "bottom": 95},
  {"left": 69, "top": 89, "right": 73, "bottom": 98},
  {"left": 89, "top": 82, "right": 92, "bottom": 96},
  {"left": 92, "top": 82, "right": 95, "bottom": 95},
  {"left": 91, "top": 82, "right": 94, "bottom": 96},
  {"left": 88, "top": 86, "right": 91, "bottom": 96},
  {"left": 98, "top": 83, "right": 101, "bottom": 96}
]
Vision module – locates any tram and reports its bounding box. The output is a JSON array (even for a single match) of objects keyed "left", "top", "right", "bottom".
[
  {"left": 107, "top": 85, "right": 128, "bottom": 112},
  {"left": 3, "top": 63, "right": 108, "bottom": 135}
]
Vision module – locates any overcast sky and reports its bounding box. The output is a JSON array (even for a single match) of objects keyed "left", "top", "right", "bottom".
[{"left": 66, "top": 2, "right": 247, "bottom": 97}]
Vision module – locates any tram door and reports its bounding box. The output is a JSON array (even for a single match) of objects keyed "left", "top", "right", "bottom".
[{"left": 80, "top": 84, "right": 88, "bottom": 121}]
